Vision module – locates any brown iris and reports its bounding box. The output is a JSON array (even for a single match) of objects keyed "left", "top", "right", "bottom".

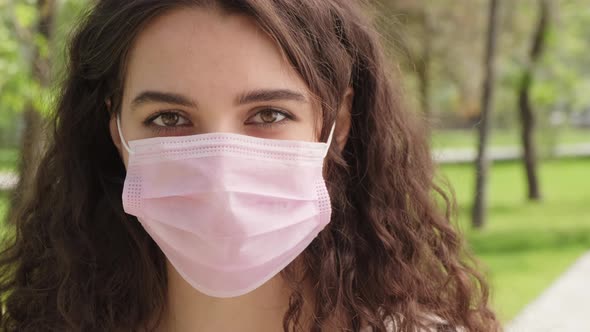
[
  {"left": 161, "top": 113, "right": 180, "bottom": 126},
  {"left": 259, "top": 110, "right": 279, "bottom": 123}
]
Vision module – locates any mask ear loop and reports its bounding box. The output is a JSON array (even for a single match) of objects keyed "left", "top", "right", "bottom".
[
  {"left": 116, "top": 114, "right": 134, "bottom": 155},
  {"left": 323, "top": 122, "right": 337, "bottom": 158}
]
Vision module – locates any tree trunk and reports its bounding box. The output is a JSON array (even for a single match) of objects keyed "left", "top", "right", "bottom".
[
  {"left": 7, "top": 0, "right": 56, "bottom": 223},
  {"left": 518, "top": 0, "right": 549, "bottom": 201},
  {"left": 417, "top": 9, "right": 433, "bottom": 117},
  {"left": 472, "top": 0, "right": 501, "bottom": 229}
]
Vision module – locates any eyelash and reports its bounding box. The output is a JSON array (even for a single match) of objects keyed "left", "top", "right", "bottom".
[
  {"left": 245, "top": 108, "right": 294, "bottom": 128},
  {"left": 142, "top": 110, "right": 191, "bottom": 135},
  {"left": 142, "top": 108, "right": 294, "bottom": 134}
]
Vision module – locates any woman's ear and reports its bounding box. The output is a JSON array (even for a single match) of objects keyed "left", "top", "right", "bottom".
[{"left": 335, "top": 87, "right": 353, "bottom": 152}]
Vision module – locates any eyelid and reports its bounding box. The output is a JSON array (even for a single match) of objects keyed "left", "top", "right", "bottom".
[
  {"left": 141, "top": 110, "right": 193, "bottom": 138},
  {"left": 143, "top": 109, "right": 191, "bottom": 125},
  {"left": 245, "top": 107, "right": 295, "bottom": 123},
  {"left": 143, "top": 108, "right": 295, "bottom": 135}
]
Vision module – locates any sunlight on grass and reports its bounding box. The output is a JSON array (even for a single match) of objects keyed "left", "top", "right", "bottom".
[{"left": 443, "top": 158, "right": 590, "bottom": 238}]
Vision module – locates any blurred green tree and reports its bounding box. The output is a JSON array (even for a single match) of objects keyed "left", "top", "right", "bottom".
[
  {"left": 518, "top": 0, "right": 551, "bottom": 201},
  {"left": 473, "top": 0, "right": 501, "bottom": 229},
  {"left": 2, "top": 0, "right": 88, "bottom": 223},
  {"left": 6, "top": 0, "right": 57, "bottom": 224}
]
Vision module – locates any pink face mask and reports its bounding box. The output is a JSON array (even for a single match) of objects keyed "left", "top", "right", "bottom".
[{"left": 117, "top": 115, "right": 334, "bottom": 298}]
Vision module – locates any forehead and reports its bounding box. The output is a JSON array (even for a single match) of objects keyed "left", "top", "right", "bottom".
[{"left": 123, "top": 7, "right": 309, "bottom": 104}]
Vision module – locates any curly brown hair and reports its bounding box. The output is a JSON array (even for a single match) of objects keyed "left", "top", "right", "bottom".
[{"left": 0, "top": 0, "right": 500, "bottom": 331}]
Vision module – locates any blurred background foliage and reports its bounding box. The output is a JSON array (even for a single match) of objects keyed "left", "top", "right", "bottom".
[{"left": 0, "top": 0, "right": 588, "bottom": 324}]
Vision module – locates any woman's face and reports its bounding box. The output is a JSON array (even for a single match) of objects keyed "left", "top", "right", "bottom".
[{"left": 109, "top": 7, "right": 320, "bottom": 166}]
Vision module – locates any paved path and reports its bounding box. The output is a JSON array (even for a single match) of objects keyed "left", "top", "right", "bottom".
[
  {"left": 434, "top": 143, "right": 590, "bottom": 164},
  {"left": 0, "top": 172, "right": 18, "bottom": 191},
  {"left": 505, "top": 251, "right": 590, "bottom": 332}
]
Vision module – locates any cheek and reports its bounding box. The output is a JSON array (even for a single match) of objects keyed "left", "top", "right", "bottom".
[
  {"left": 284, "top": 119, "right": 320, "bottom": 143},
  {"left": 121, "top": 151, "right": 130, "bottom": 170},
  {"left": 291, "top": 121, "right": 318, "bottom": 142},
  {"left": 292, "top": 105, "right": 322, "bottom": 143}
]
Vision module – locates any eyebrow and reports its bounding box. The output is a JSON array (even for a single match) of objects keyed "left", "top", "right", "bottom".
[
  {"left": 131, "top": 91, "right": 198, "bottom": 110},
  {"left": 235, "top": 89, "right": 307, "bottom": 105},
  {"left": 130, "top": 88, "right": 307, "bottom": 111}
]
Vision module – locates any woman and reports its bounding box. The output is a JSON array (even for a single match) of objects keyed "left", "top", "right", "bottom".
[{"left": 0, "top": 0, "right": 499, "bottom": 331}]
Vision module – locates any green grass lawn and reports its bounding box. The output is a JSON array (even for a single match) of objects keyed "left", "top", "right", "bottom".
[
  {"left": 0, "top": 148, "right": 18, "bottom": 172},
  {"left": 432, "top": 127, "right": 590, "bottom": 149},
  {"left": 0, "top": 192, "right": 7, "bottom": 215},
  {"left": 0, "top": 190, "right": 9, "bottom": 238},
  {"left": 477, "top": 246, "right": 586, "bottom": 322},
  {"left": 440, "top": 157, "right": 590, "bottom": 322}
]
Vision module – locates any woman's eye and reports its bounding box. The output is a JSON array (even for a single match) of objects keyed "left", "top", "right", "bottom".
[
  {"left": 150, "top": 112, "right": 190, "bottom": 127},
  {"left": 247, "top": 109, "right": 290, "bottom": 125}
]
